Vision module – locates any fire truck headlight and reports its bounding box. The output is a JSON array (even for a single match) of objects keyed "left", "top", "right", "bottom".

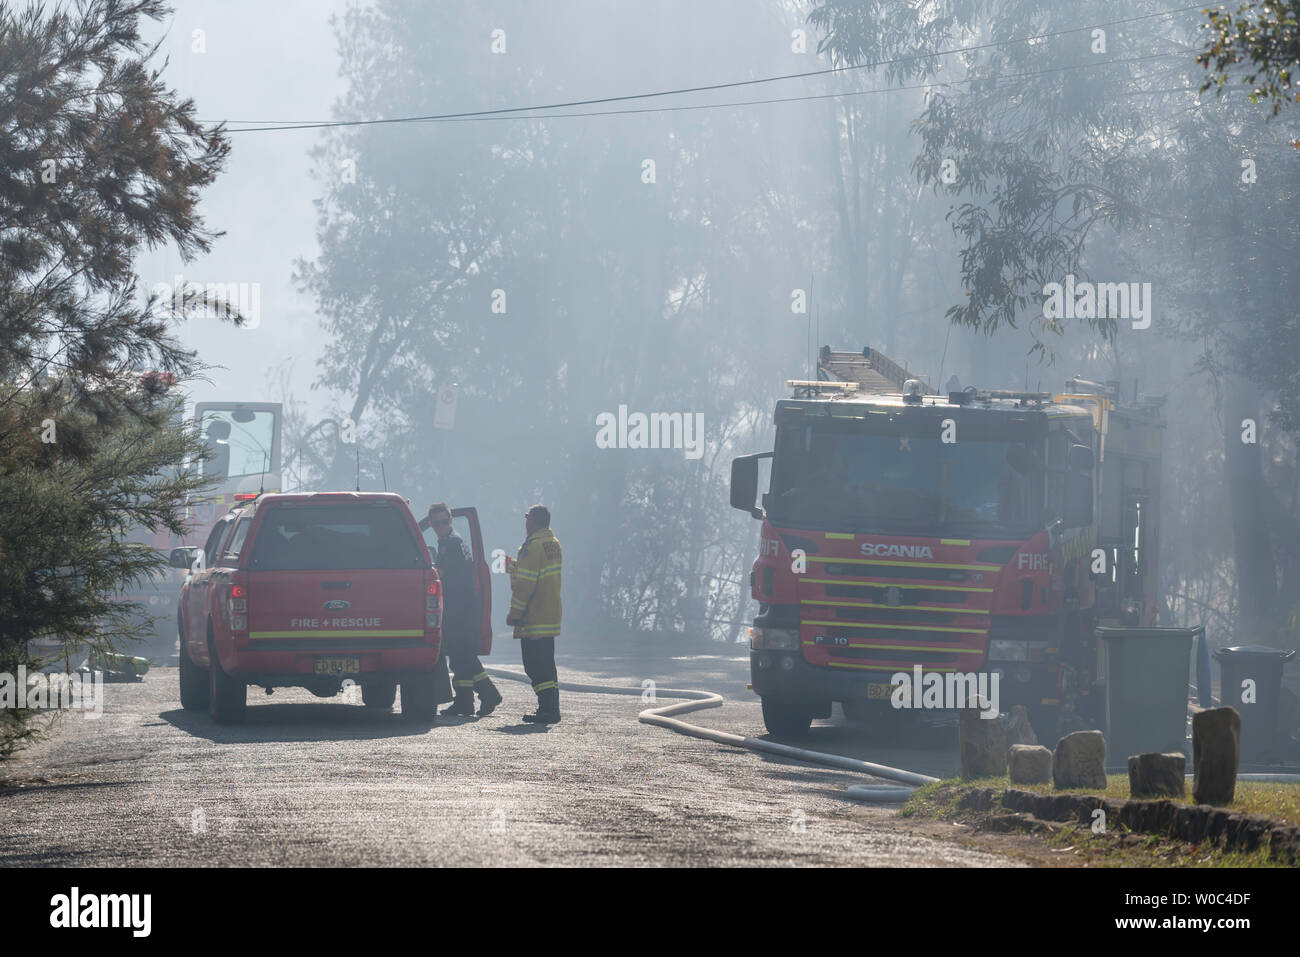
[
  {"left": 988, "top": 639, "right": 1029, "bottom": 662},
  {"left": 751, "top": 627, "right": 799, "bottom": 651}
]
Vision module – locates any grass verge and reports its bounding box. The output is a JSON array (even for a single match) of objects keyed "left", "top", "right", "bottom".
[{"left": 901, "top": 777, "right": 1299, "bottom": 867}]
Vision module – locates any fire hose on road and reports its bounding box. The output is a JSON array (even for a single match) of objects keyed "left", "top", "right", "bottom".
[
  {"left": 485, "top": 666, "right": 937, "bottom": 801},
  {"left": 485, "top": 668, "right": 1300, "bottom": 792}
]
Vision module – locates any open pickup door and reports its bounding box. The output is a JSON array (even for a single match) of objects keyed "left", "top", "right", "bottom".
[{"left": 420, "top": 506, "right": 492, "bottom": 656}]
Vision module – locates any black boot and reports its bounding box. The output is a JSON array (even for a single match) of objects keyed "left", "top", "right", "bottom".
[
  {"left": 522, "top": 686, "right": 560, "bottom": 724},
  {"left": 434, "top": 658, "right": 454, "bottom": 707},
  {"left": 442, "top": 686, "right": 475, "bottom": 716},
  {"left": 475, "top": 674, "right": 503, "bottom": 717}
]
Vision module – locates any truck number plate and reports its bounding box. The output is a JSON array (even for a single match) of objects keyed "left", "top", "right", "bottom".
[
  {"left": 314, "top": 656, "right": 361, "bottom": 676},
  {"left": 866, "top": 682, "right": 894, "bottom": 701}
]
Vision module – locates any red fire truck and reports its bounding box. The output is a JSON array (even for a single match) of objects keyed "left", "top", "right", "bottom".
[
  {"left": 731, "top": 347, "right": 1164, "bottom": 738},
  {"left": 119, "top": 398, "right": 283, "bottom": 657}
]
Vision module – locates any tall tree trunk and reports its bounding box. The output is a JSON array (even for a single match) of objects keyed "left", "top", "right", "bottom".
[{"left": 1222, "top": 377, "right": 1278, "bottom": 641}]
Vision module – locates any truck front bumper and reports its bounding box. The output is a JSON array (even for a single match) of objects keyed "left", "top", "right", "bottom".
[
  {"left": 751, "top": 646, "right": 1069, "bottom": 723},
  {"left": 749, "top": 648, "right": 895, "bottom": 705}
]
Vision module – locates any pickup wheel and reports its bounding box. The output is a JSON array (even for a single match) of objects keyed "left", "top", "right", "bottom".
[
  {"left": 399, "top": 671, "right": 439, "bottom": 722},
  {"left": 208, "top": 628, "right": 246, "bottom": 724},
  {"left": 178, "top": 615, "right": 209, "bottom": 711},
  {"left": 362, "top": 680, "right": 397, "bottom": 710},
  {"left": 761, "top": 695, "right": 813, "bottom": 738}
]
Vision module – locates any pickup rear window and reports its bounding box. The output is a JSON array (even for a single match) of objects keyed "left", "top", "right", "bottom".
[{"left": 247, "top": 504, "right": 427, "bottom": 571}]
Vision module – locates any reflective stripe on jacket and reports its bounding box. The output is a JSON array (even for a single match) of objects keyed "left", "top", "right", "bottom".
[{"left": 509, "top": 527, "right": 561, "bottom": 639}]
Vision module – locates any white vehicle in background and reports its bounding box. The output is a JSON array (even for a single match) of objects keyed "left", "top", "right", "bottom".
[{"left": 187, "top": 401, "right": 284, "bottom": 539}]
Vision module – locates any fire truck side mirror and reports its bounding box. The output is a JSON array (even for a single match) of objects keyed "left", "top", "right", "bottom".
[
  {"left": 730, "top": 453, "right": 769, "bottom": 519},
  {"left": 169, "top": 546, "right": 200, "bottom": 569}
]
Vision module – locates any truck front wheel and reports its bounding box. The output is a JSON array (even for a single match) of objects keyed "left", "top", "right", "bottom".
[
  {"left": 761, "top": 695, "right": 813, "bottom": 738},
  {"left": 208, "top": 629, "right": 246, "bottom": 724}
]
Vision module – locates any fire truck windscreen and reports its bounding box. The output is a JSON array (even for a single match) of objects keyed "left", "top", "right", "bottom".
[
  {"left": 768, "top": 420, "right": 1044, "bottom": 537},
  {"left": 199, "top": 408, "right": 277, "bottom": 483}
]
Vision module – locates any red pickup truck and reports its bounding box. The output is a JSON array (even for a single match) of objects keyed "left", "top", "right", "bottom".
[{"left": 173, "top": 491, "right": 469, "bottom": 723}]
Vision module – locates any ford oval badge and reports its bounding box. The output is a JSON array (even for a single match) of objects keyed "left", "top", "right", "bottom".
[{"left": 323, "top": 599, "right": 351, "bottom": 611}]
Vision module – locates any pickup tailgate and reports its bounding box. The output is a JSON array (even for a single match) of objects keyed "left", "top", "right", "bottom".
[
  {"left": 242, "top": 499, "right": 434, "bottom": 653},
  {"left": 247, "top": 569, "right": 427, "bottom": 649}
]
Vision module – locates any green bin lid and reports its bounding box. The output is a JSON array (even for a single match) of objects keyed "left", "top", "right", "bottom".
[
  {"left": 1214, "top": 645, "right": 1295, "bottom": 661},
  {"left": 1095, "top": 626, "right": 1204, "bottom": 640}
]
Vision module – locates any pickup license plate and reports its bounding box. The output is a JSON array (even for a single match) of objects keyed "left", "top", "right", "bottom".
[
  {"left": 866, "top": 682, "right": 895, "bottom": 701},
  {"left": 314, "top": 656, "right": 360, "bottom": 676}
]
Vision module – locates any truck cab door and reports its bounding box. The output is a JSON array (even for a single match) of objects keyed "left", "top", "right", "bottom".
[
  {"left": 185, "top": 514, "right": 234, "bottom": 665},
  {"left": 451, "top": 507, "right": 492, "bottom": 656}
]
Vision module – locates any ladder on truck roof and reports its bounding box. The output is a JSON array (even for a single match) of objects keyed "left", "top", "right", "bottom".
[{"left": 816, "top": 346, "right": 927, "bottom": 394}]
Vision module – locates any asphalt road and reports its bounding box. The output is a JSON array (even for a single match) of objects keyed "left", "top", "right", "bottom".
[{"left": 0, "top": 647, "right": 1016, "bottom": 866}]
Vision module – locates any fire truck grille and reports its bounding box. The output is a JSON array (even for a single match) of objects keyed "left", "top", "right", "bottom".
[
  {"left": 822, "top": 646, "right": 971, "bottom": 666},
  {"left": 833, "top": 607, "right": 957, "bottom": 625},
  {"left": 800, "top": 554, "right": 998, "bottom": 672},
  {"left": 823, "top": 583, "right": 969, "bottom": 605},
  {"left": 823, "top": 562, "right": 969, "bottom": 582},
  {"left": 809, "top": 624, "right": 982, "bottom": 644}
]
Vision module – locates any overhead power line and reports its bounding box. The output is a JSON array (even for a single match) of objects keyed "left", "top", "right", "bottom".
[
  {"left": 207, "top": 3, "right": 1209, "bottom": 133},
  {"left": 215, "top": 54, "right": 1197, "bottom": 131}
]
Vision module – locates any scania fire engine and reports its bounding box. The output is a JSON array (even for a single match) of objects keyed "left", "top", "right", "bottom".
[{"left": 731, "top": 347, "right": 1163, "bottom": 738}]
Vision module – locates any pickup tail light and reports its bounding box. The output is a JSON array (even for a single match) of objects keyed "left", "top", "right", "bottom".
[
  {"left": 228, "top": 579, "right": 249, "bottom": 633},
  {"left": 425, "top": 577, "right": 442, "bottom": 632}
]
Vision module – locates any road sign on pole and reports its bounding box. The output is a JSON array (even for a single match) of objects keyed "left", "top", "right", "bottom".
[{"left": 434, "top": 384, "right": 458, "bottom": 431}]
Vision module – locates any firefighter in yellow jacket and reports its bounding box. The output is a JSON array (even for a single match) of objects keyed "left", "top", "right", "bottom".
[{"left": 506, "top": 504, "right": 562, "bottom": 723}]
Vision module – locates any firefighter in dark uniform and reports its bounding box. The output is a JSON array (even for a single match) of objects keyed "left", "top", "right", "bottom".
[
  {"left": 426, "top": 503, "right": 502, "bottom": 717},
  {"left": 507, "top": 504, "right": 562, "bottom": 723}
]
